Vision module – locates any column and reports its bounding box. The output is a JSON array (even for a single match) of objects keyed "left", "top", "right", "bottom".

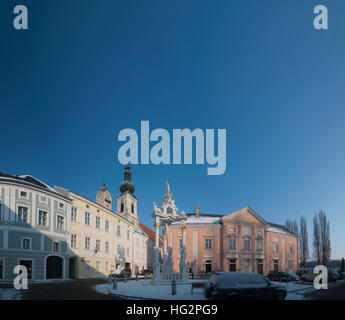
[{"left": 154, "top": 217, "right": 160, "bottom": 248}]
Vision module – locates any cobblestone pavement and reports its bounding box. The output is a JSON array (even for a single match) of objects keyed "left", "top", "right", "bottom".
[{"left": 19, "top": 278, "right": 124, "bottom": 300}]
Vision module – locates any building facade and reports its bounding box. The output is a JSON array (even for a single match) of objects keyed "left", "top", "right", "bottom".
[
  {"left": 54, "top": 165, "right": 154, "bottom": 278},
  {"left": 0, "top": 173, "right": 71, "bottom": 281},
  {"left": 168, "top": 206, "right": 299, "bottom": 276}
]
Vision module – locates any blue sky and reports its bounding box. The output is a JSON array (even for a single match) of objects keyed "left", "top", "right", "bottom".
[{"left": 1, "top": 0, "right": 344, "bottom": 259}]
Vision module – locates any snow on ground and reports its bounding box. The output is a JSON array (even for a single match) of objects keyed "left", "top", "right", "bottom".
[
  {"left": 0, "top": 288, "right": 22, "bottom": 300},
  {"left": 95, "top": 280, "right": 318, "bottom": 300},
  {"left": 94, "top": 279, "right": 207, "bottom": 300}
]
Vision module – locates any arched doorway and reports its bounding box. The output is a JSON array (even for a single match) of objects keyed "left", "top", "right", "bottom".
[{"left": 46, "top": 255, "right": 63, "bottom": 279}]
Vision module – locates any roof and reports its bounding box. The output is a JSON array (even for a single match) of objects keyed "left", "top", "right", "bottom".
[
  {"left": 139, "top": 222, "right": 163, "bottom": 247},
  {"left": 182, "top": 213, "right": 222, "bottom": 225},
  {"left": 267, "top": 222, "right": 298, "bottom": 237},
  {"left": 0, "top": 172, "right": 70, "bottom": 201}
]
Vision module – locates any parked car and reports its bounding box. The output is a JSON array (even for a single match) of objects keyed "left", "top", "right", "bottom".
[
  {"left": 267, "top": 271, "right": 300, "bottom": 282},
  {"left": 204, "top": 272, "right": 287, "bottom": 300},
  {"left": 139, "top": 269, "right": 152, "bottom": 275},
  {"left": 337, "top": 271, "right": 345, "bottom": 280},
  {"left": 328, "top": 270, "right": 340, "bottom": 282},
  {"left": 301, "top": 271, "right": 317, "bottom": 282},
  {"left": 112, "top": 268, "right": 131, "bottom": 278}
]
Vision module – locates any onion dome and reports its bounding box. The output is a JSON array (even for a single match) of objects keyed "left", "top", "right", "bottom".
[{"left": 119, "top": 164, "right": 135, "bottom": 194}]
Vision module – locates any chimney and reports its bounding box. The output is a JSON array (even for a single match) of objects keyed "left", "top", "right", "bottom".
[{"left": 196, "top": 204, "right": 200, "bottom": 217}]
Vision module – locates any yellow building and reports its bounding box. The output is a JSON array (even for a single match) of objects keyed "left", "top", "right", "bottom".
[{"left": 53, "top": 166, "right": 139, "bottom": 278}]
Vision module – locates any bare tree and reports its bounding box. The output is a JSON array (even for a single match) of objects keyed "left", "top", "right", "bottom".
[
  {"left": 313, "top": 213, "right": 321, "bottom": 264},
  {"left": 299, "top": 216, "right": 309, "bottom": 268},
  {"left": 319, "top": 211, "right": 331, "bottom": 266},
  {"left": 313, "top": 211, "right": 331, "bottom": 265},
  {"left": 285, "top": 219, "right": 299, "bottom": 236}
]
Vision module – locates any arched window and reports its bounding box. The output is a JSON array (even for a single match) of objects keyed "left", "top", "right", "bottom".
[
  {"left": 131, "top": 203, "right": 134, "bottom": 214},
  {"left": 120, "top": 203, "right": 124, "bottom": 212}
]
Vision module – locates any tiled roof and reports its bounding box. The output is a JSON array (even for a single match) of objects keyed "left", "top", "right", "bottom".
[{"left": 139, "top": 222, "right": 163, "bottom": 247}]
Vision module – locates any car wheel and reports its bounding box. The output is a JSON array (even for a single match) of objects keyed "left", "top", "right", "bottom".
[{"left": 276, "top": 292, "right": 285, "bottom": 300}]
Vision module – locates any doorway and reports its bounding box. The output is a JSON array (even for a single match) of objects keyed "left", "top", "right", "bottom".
[
  {"left": 229, "top": 259, "right": 236, "bottom": 272},
  {"left": 257, "top": 259, "right": 264, "bottom": 274},
  {"left": 46, "top": 256, "right": 63, "bottom": 279},
  {"left": 19, "top": 260, "right": 33, "bottom": 279},
  {"left": 69, "top": 257, "right": 76, "bottom": 278}
]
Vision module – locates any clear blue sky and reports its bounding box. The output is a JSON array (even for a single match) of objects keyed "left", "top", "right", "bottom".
[{"left": 1, "top": 1, "right": 344, "bottom": 259}]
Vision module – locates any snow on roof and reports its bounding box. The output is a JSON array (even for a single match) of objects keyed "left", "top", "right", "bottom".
[
  {"left": 171, "top": 215, "right": 221, "bottom": 225},
  {"left": 267, "top": 226, "right": 296, "bottom": 237}
]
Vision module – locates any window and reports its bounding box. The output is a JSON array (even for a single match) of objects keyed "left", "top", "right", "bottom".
[
  {"left": 274, "top": 243, "right": 279, "bottom": 252},
  {"left": 257, "top": 240, "right": 263, "bottom": 251},
  {"left": 127, "top": 247, "right": 130, "bottom": 256},
  {"left": 117, "top": 244, "right": 121, "bottom": 254},
  {"left": 85, "top": 237, "right": 90, "bottom": 250},
  {"left": 20, "top": 191, "right": 27, "bottom": 198},
  {"left": 59, "top": 202, "right": 65, "bottom": 210},
  {"left": 179, "top": 239, "right": 183, "bottom": 248},
  {"left": 96, "top": 240, "right": 101, "bottom": 252},
  {"left": 57, "top": 215, "right": 64, "bottom": 230},
  {"left": 17, "top": 206, "right": 28, "bottom": 223},
  {"left": 38, "top": 210, "right": 47, "bottom": 226},
  {"left": 71, "top": 207, "right": 77, "bottom": 222},
  {"left": 244, "top": 239, "right": 251, "bottom": 251},
  {"left": 22, "top": 238, "right": 31, "bottom": 250},
  {"left": 96, "top": 216, "right": 101, "bottom": 229},
  {"left": 120, "top": 203, "right": 124, "bottom": 212},
  {"left": 127, "top": 230, "right": 130, "bottom": 240},
  {"left": 228, "top": 238, "right": 236, "bottom": 250},
  {"left": 105, "top": 241, "right": 109, "bottom": 253},
  {"left": 0, "top": 203, "right": 2, "bottom": 221},
  {"left": 96, "top": 261, "right": 100, "bottom": 272},
  {"left": 131, "top": 203, "right": 134, "bottom": 213},
  {"left": 205, "top": 238, "right": 212, "bottom": 249},
  {"left": 105, "top": 220, "right": 109, "bottom": 232},
  {"left": 53, "top": 242, "right": 59, "bottom": 252},
  {"left": 117, "top": 225, "right": 121, "bottom": 237},
  {"left": 71, "top": 234, "right": 77, "bottom": 248},
  {"left": 105, "top": 262, "right": 109, "bottom": 272},
  {"left": 289, "top": 245, "right": 293, "bottom": 254},
  {"left": 85, "top": 212, "right": 90, "bottom": 225}
]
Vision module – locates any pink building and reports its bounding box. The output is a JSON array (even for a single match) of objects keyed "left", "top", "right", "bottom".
[{"left": 168, "top": 206, "right": 299, "bottom": 276}]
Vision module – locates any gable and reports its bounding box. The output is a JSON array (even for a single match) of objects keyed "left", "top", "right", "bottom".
[{"left": 222, "top": 207, "right": 268, "bottom": 225}]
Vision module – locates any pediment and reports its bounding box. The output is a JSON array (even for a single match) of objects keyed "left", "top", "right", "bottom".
[{"left": 222, "top": 207, "right": 268, "bottom": 225}]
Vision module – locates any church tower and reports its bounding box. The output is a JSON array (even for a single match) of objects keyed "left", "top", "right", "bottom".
[
  {"left": 116, "top": 165, "right": 139, "bottom": 228},
  {"left": 96, "top": 182, "right": 112, "bottom": 210}
]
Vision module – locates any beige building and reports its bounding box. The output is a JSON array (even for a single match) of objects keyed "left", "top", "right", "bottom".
[{"left": 54, "top": 165, "right": 153, "bottom": 278}]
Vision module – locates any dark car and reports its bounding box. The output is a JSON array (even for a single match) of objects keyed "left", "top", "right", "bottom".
[
  {"left": 328, "top": 270, "right": 340, "bottom": 282},
  {"left": 337, "top": 271, "right": 345, "bottom": 280},
  {"left": 204, "top": 272, "right": 287, "bottom": 301},
  {"left": 267, "top": 271, "right": 300, "bottom": 282}
]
